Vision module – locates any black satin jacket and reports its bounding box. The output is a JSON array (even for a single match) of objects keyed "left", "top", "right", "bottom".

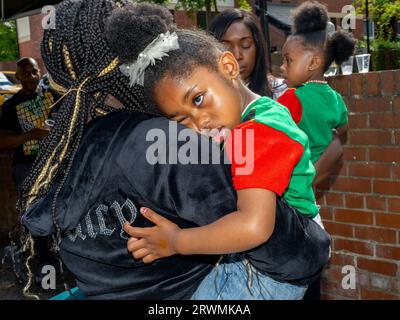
[{"left": 23, "top": 111, "right": 330, "bottom": 299}]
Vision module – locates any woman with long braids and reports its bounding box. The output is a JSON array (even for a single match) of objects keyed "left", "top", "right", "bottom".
[
  {"left": 22, "top": 0, "right": 329, "bottom": 300},
  {"left": 18, "top": 0, "right": 154, "bottom": 298}
]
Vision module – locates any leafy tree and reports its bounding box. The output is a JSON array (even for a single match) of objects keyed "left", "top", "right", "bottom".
[
  {"left": 354, "top": 0, "right": 400, "bottom": 40},
  {"left": 0, "top": 20, "right": 18, "bottom": 61}
]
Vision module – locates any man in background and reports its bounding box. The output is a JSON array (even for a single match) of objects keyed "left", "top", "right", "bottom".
[{"left": 0, "top": 57, "right": 54, "bottom": 187}]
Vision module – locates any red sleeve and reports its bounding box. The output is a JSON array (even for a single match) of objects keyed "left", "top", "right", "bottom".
[
  {"left": 226, "top": 121, "right": 304, "bottom": 196},
  {"left": 277, "top": 89, "right": 303, "bottom": 124}
]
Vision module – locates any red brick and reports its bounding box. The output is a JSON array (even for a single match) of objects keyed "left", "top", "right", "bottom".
[
  {"left": 392, "top": 165, "right": 400, "bottom": 179},
  {"left": 388, "top": 198, "right": 400, "bottom": 213},
  {"left": 348, "top": 114, "right": 368, "bottom": 128},
  {"left": 329, "top": 252, "right": 356, "bottom": 266},
  {"left": 356, "top": 271, "right": 370, "bottom": 288},
  {"left": 324, "top": 221, "right": 354, "bottom": 237},
  {"left": 380, "top": 71, "right": 396, "bottom": 95},
  {"left": 376, "top": 245, "right": 400, "bottom": 260},
  {"left": 345, "top": 194, "right": 365, "bottom": 209},
  {"left": 334, "top": 238, "right": 373, "bottom": 255},
  {"left": 364, "top": 72, "right": 379, "bottom": 95},
  {"left": 331, "top": 177, "right": 371, "bottom": 193},
  {"left": 335, "top": 209, "right": 373, "bottom": 225},
  {"left": 319, "top": 207, "right": 333, "bottom": 221},
  {"left": 376, "top": 213, "right": 400, "bottom": 228},
  {"left": 350, "top": 73, "right": 363, "bottom": 96},
  {"left": 392, "top": 278, "right": 400, "bottom": 294},
  {"left": 323, "top": 267, "right": 346, "bottom": 283},
  {"left": 373, "top": 180, "right": 400, "bottom": 196},
  {"left": 366, "top": 196, "right": 387, "bottom": 211},
  {"left": 335, "top": 75, "right": 349, "bottom": 96},
  {"left": 393, "top": 97, "right": 400, "bottom": 114},
  {"left": 396, "top": 130, "right": 400, "bottom": 144},
  {"left": 369, "top": 147, "right": 400, "bottom": 163},
  {"left": 321, "top": 279, "right": 359, "bottom": 299},
  {"left": 348, "top": 97, "right": 392, "bottom": 113},
  {"left": 370, "top": 114, "right": 400, "bottom": 129},
  {"left": 395, "top": 70, "right": 400, "bottom": 93},
  {"left": 326, "top": 76, "right": 336, "bottom": 88},
  {"left": 358, "top": 258, "right": 398, "bottom": 276},
  {"left": 349, "top": 130, "right": 392, "bottom": 145},
  {"left": 343, "top": 147, "right": 366, "bottom": 161},
  {"left": 348, "top": 163, "right": 391, "bottom": 179},
  {"left": 354, "top": 226, "right": 397, "bottom": 244},
  {"left": 361, "top": 288, "right": 400, "bottom": 300},
  {"left": 325, "top": 192, "right": 344, "bottom": 207},
  {"left": 320, "top": 293, "right": 340, "bottom": 300},
  {"left": 370, "top": 274, "right": 393, "bottom": 291},
  {"left": 315, "top": 191, "right": 325, "bottom": 202}
]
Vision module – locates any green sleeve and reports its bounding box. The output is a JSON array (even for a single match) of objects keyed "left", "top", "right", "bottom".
[{"left": 337, "top": 93, "right": 348, "bottom": 128}]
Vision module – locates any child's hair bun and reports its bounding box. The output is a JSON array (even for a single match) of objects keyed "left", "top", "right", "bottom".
[
  {"left": 326, "top": 30, "right": 357, "bottom": 66},
  {"left": 292, "top": 1, "right": 329, "bottom": 34},
  {"left": 104, "top": 3, "right": 173, "bottom": 63}
]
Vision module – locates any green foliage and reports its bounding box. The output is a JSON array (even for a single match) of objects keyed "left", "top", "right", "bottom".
[
  {"left": 353, "top": 0, "right": 400, "bottom": 40},
  {"left": 354, "top": 0, "right": 400, "bottom": 70},
  {"left": 0, "top": 20, "right": 18, "bottom": 61},
  {"left": 237, "top": 0, "right": 251, "bottom": 11}
]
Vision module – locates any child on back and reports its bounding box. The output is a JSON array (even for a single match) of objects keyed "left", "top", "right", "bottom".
[
  {"left": 277, "top": 1, "right": 356, "bottom": 187},
  {"left": 106, "top": 4, "right": 330, "bottom": 299}
]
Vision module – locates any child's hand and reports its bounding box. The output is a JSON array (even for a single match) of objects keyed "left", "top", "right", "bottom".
[{"left": 124, "top": 207, "right": 181, "bottom": 263}]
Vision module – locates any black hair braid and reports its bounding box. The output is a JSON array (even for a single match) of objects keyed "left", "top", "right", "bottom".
[{"left": 18, "top": 0, "right": 153, "bottom": 216}]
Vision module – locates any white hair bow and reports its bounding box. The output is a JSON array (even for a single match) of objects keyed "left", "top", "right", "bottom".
[{"left": 119, "top": 31, "right": 180, "bottom": 87}]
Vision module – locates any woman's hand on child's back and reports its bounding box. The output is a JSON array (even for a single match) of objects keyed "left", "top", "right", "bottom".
[{"left": 124, "top": 207, "right": 181, "bottom": 263}]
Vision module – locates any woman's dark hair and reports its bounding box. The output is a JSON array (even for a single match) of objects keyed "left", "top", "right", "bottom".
[
  {"left": 291, "top": 0, "right": 357, "bottom": 72},
  {"left": 105, "top": 8, "right": 226, "bottom": 109},
  {"left": 208, "top": 9, "right": 269, "bottom": 96},
  {"left": 19, "top": 0, "right": 175, "bottom": 213},
  {"left": 17, "top": 0, "right": 174, "bottom": 297}
]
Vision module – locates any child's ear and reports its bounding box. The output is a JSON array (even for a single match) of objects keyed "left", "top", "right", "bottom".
[
  {"left": 308, "top": 54, "right": 323, "bottom": 71},
  {"left": 218, "top": 51, "right": 240, "bottom": 80}
]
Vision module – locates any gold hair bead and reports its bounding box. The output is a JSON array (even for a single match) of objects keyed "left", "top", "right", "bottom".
[
  {"left": 97, "top": 57, "right": 119, "bottom": 78},
  {"left": 62, "top": 44, "right": 77, "bottom": 80}
]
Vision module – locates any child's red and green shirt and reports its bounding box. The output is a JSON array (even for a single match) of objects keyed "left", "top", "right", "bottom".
[
  {"left": 277, "top": 82, "right": 348, "bottom": 164},
  {"left": 226, "top": 96, "right": 318, "bottom": 218}
]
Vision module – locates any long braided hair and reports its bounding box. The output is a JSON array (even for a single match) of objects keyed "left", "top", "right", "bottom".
[{"left": 16, "top": 0, "right": 168, "bottom": 298}]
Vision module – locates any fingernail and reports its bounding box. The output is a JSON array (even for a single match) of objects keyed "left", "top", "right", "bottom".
[{"left": 140, "top": 207, "right": 148, "bottom": 214}]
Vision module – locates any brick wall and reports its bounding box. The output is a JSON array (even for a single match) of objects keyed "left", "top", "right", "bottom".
[
  {"left": 319, "top": 70, "right": 400, "bottom": 300},
  {"left": 18, "top": 14, "right": 46, "bottom": 73},
  {"left": 0, "top": 153, "right": 18, "bottom": 236}
]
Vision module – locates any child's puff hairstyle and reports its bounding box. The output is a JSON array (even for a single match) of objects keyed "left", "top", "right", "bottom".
[
  {"left": 291, "top": 1, "right": 357, "bottom": 72},
  {"left": 208, "top": 9, "right": 270, "bottom": 96},
  {"left": 105, "top": 7, "right": 227, "bottom": 109}
]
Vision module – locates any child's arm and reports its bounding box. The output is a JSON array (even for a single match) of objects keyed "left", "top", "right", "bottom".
[
  {"left": 313, "top": 124, "right": 348, "bottom": 188},
  {"left": 124, "top": 188, "right": 276, "bottom": 263}
]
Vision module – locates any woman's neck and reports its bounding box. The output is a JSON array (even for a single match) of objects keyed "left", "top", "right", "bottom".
[{"left": 238, "top": 81, "right": 260, "bottom": 114}]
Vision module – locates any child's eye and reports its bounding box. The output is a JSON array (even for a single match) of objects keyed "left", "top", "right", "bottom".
[{"left": 193, "top": 94, "right": 204, "bottom": 107}]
